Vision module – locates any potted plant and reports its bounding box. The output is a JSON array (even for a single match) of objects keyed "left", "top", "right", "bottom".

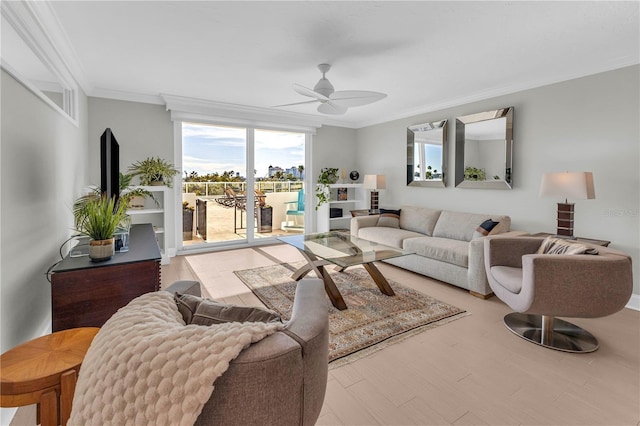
[
  {"left": 75, "top": 195, "right": 129, "bottom": 261},
  {"left": 182, "top": 201, "right": 195, "bottom": 240},
  {"left": 315, "top": 167, "right": 339, "bottom": 209},
  {"left": 128, "top": 156, "right": 180, "bottom": 187}
]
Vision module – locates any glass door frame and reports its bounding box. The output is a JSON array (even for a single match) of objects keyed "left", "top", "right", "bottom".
[{"left": 174, "top": 121, "right": 312, "bottom": 254}]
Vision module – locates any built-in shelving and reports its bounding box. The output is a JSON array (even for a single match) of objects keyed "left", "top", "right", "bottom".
[
  {"left": 126, "top": 186, "right": 169, "bottom": 264},
  {"left": 316, "top": 183, "right": 366, "bottom": 232}
]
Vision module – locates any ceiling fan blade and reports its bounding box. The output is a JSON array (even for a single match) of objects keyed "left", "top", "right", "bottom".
[
  {"left": 272, "top": 99, "right": 319, "bottom": 108},
  {"left": 331, "top": 90, "right": 387, "bottom": 107},
  {"left": 293, "top": 84, "right": 328, "bottom": 101},
  {"left": 317, "top": 101, "right": 348, "bottom": 115}
]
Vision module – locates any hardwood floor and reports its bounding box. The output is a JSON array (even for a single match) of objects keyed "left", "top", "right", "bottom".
[
  {"left": 9, "top": 244, "right": 639, "bottom": 425},
  {"left": 169, "top": 245, "right": 640, "bottom": 426}
]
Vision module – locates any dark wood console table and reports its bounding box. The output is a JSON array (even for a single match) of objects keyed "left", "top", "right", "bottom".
[{"left": 50, "top": 223, "right": 161, "bottom": 331}]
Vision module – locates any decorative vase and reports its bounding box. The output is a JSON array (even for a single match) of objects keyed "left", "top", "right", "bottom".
[{"left": 89, "top": 238, "right": 115, "bottom": 262}]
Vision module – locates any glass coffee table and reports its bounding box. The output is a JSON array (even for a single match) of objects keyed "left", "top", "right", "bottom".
[{"left": 277, "top": 232, "right": 413, "bottom": 310}]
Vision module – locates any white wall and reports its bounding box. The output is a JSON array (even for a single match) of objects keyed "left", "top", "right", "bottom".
[
  {"left": 355, "top": 65, "right": 640, "bottom": 296},
  {"left": 87, "top": 97, "right": 176, "bottom": 257},
  {"left": 0, "top": 69, "right": 89, "bottom": 348}
]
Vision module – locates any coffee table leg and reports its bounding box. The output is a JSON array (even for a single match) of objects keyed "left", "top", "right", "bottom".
[
  {"left": 363, "top": 262, "right": 396, "bottom": 296},
  {"left": 39, "top": 390, "right": 58, "bottom": 426},
  {"left": 60, "top": 369, "right": 77, "bottom": 426},
  {"left": 298, "top": 251, "right": 347, "bottom": 310}
]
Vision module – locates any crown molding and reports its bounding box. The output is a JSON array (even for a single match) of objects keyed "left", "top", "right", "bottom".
[
  {"left": 161, "top": 94, "right": 327, "bottom": 133},
  {"left": 2, "top": 1, "right": 91, "bottom": 94},
  {"left": 90, "top": 87, "right": 165, "bottom": 105}
]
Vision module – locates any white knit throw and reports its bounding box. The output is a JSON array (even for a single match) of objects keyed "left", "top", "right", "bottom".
[{"left": 69, "top": 292, "right": 283, "bottom": 426}]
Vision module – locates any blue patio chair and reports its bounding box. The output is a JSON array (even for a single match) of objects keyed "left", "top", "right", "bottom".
[{"left": 284, "top": 190, "right": 304, "bottom": 231}]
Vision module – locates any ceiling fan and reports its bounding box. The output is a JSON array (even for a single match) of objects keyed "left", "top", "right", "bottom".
[{"left": 274, "top": 64, "right": 387, "bottom": 115}]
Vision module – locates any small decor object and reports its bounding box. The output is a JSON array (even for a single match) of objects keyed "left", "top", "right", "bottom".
[
  {"left": 337, "top": 187, "right": 348, "bottom": 201},
  {"left": 128, "top": 156, "right": 180, "bottom": 188},
  {"left": 539, "top": 172, "right": 595, "bottom": 238},
  {"left": 424, "top": 166, "right": 438, "bottom": 180},
  {"left": 364, "top": 174, "right": 386, "bottom": 211},
  {"left": 75, "top": 195, "right": 129, "bottom": 262},
  {"left": 315, "top": 167, "right": 339, "bottom": 209},
  {"left": 349, "top": 170, "right": 359, "bottom": 182},
  {"left": 341, "top": 169, "right": 347, "bottom": 183}
]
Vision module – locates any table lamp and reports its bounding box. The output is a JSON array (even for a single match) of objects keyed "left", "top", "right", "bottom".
[
  {"left": 539, "top": 172, "right": 595, "bottom": 238},
  {"left": 364, "top": 174, "right": 386, "bottom": 211}
]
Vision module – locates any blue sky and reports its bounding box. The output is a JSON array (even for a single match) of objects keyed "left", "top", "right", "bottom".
[{"left": 182, "top": 123, "right": 304, "bottom": 178}]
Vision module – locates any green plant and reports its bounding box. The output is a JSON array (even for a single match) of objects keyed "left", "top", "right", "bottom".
[
  {"left": 464, "top": 166, "right": 486, "bottom": 181},
  {"left": 182, "top": 201, "right": 195, "bottom": 212},
  {"left": 315, "top": 167, "right": 339, "bottom": 209},
  {"left": 128, "top": 156, "right": 180, "bottom": 187},
  {"left": 75, "top": 195, "right": 129, "bottom": 241},
  {"left": 425, "top": 165, "right": 438, "bottom": 179},
  {"left": 73, "top": 173, "right": 156, "bottom": 228}
]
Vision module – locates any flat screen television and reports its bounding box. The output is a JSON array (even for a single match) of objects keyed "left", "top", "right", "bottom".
[{"left": 100, "top": 128, "right": 120, "bottom": 204}]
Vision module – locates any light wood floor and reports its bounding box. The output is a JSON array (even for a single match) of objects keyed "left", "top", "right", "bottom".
[{"left": 10, "top": 244, "right": 640, "bottom": 425}]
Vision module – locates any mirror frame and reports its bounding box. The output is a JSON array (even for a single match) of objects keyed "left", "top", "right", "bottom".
[
  {"left": 406, "top": 120, "right": 447, "bottom": 188},
  {"left": 455, "top": 107, "right": 513, "bottom": 189}
]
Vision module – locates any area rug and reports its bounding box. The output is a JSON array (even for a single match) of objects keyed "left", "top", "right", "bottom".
[{"left": 233, "top": 262, "right": 468, "bottom": 366}]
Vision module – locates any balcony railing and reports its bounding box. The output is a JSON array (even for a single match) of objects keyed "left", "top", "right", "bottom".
[{"left": 182, "top": 180, "right": 303, "bottom": 196}]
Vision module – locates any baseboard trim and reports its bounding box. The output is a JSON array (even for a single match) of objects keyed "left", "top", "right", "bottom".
[{"left": 626, "top": 294, "right": 640, "bottom": 311}]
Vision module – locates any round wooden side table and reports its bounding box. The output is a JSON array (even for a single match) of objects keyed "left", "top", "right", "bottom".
[{"left": 0, "top": 327, "right": 99, "bottom": 426}]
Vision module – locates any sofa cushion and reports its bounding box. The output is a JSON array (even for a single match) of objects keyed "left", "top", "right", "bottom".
[
  {"left": 433, "top": 210, "right": 511, "bottom": 242},
  {"left": 358, "top": 226, "right": 425, "bottom": 249},
  {"left": 403, "top": 236, "right": 470, "bottom": 268},
  {"left": 377, "top": 208, "right": 401, "bottom": 228},
  {"left": 399, "top": 206, "right": 442, "bottom": 236},
  {"left": 174, "top": 292, "right": 281, "bottom": 325},
  {"left": 472, "top": 219, "right": 500, "bottom": 239}
]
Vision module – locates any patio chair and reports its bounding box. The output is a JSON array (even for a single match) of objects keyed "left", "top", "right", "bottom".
[{"left": 284, "top": 189, "right": 304, "bottom": 231}]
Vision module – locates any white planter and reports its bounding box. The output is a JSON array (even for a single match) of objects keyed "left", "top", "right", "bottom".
[{"left": 89, "top": 238, "right": 115, "bottom": 262}]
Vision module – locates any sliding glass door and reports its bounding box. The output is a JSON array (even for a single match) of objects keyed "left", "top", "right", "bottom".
[{"left": 181, "top": 122, "right": 305, "bottom": 248}]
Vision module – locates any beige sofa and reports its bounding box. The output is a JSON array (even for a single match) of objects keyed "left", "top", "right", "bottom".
[{"left": 350, "top": 206, "right": 525, "bottom": 298}]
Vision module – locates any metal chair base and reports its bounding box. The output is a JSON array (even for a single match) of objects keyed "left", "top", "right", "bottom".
[{"left": 503, "top": 313, "right": 599, "bottom": 353}]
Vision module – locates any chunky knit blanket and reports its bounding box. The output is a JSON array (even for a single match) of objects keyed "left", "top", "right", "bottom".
[{"left": 69, "top": 292, "right": 283, "bottom": 426}]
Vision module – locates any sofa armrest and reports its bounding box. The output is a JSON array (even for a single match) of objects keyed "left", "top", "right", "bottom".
[
  {"left": 466, "top": 232, "right": 533, "bottom": 296},
  {"left": 350, "top": 215, "right": 379, "bottom": 236}
]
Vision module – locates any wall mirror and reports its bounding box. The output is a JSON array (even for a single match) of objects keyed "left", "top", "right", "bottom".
[
  {"left": 455, "top": 107, "right": 513, "bottom": 189},
  {"left": 407, "top": 120, "right": 447, "bottom": 187},
  {"left": 1, "top": 5, "right": 78, "bottom": 124}
]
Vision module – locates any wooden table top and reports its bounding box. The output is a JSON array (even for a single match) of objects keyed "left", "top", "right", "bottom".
[{"left": 1, "top": 327, "right": 99, "bottom": 397}]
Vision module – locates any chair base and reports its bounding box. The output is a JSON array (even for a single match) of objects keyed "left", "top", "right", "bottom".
[{"left": 503, "top": 313, "right": 599, "bottom": 353}]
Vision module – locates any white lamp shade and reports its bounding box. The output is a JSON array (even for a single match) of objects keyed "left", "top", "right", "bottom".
[
  {"left": 364, "top": 174, "right": 386, "bottom": 190},
  {"left": 539, "top": 172, "right": 595, "bottom": 200}
]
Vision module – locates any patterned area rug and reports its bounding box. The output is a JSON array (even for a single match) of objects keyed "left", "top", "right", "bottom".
[{"left": 234, "top": 262, "right": 468, "bottom": 365}]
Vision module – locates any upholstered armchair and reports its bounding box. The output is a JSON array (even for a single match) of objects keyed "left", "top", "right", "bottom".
[
  {"left": 484, "top": 237, "right": 633, "bottom": 353},
  {"left": 164, "top": 278, "right": 329, "bottom": 425}
]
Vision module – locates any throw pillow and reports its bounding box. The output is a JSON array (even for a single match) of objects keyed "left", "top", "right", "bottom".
[
  {"left": 472, "top": 219, "right": 500, "bottom": 239},
  {"left": 174, "top": 292, "right": 202, "bottom": 324},
  {"left": 174, "top": 292, "right": 282, "bottom": 325},
  {"left": 377, "top": 208, "right": 401, "bottom": 228},
  {"left": 536, "top": 236, "right": 599, "bottom": 255}
]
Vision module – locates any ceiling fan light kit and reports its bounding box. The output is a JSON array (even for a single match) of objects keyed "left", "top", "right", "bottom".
[{"left": 274, "top": 64, "right": 387, "bottom": 115}]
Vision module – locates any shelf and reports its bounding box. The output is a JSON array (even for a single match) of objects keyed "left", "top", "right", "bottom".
[
  {"left": 330, "top": 200, "right": 357, "bottom": 204},
  {"left": 127, "top": 208, "right": 164, "bottom": 215}
]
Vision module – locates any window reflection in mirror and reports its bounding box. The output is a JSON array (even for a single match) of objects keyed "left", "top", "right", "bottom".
[
  {"left": 455, "top": 108, "right": 513, "bottom": 189},
  {"left": 407, "top": 120, "right": 447, "bottom": 188}
]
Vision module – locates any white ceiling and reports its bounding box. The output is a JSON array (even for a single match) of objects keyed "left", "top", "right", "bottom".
[{"left": 48, "top": 1, "right": 639, "bottom": 128}]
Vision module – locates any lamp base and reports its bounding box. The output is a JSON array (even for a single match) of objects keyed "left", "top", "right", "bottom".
[
  {"left": 556, "top": 202, "right": 575, "bottom": 238},
  {"left": 370, "top": 191, "right": 379, "bottom": 211}
]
